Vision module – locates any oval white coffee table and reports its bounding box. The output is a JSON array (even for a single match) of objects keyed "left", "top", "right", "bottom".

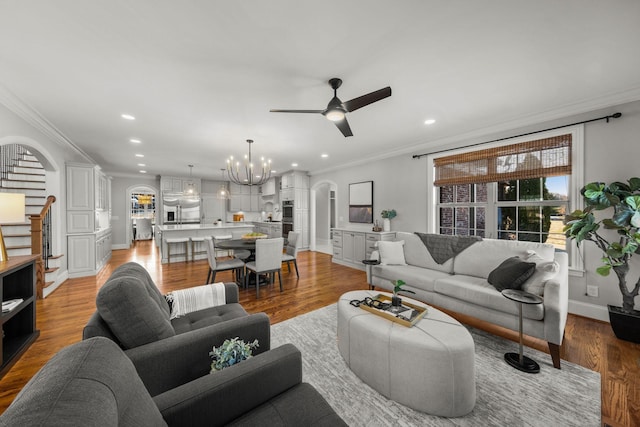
[{"left": 337, "top": 290, "right": 476, "bottom": 417}]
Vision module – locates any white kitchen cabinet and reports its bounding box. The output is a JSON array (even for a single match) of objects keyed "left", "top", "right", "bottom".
[
  {"left": 229, "top": 184, "right": 261, "bottom": 212},
  {"left": 342, "top": 231, "right": 366, "bottom": 264},
  {"left": 261, "top": 178, "right": 277, "bottom": 196},
  {"left": 331, "top": 228, "right": 395, "bottom": 270},
  {"left": 66, "top": 163, "right": 112, "bottom": 278},
  {"left": 160, "top": 176, "right": 201, "bottom": 195}
]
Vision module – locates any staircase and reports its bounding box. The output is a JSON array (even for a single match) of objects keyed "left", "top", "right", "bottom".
[{"left": 0, "top": 144, "right": 63, "bottom": 297}]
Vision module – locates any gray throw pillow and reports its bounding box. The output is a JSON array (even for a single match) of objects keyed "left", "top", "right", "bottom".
[
  {"left": 97, "top": 275, "right": 175, "bottom": 349},
  {"left": 487, "top": 256, "right": 536, "bottom": 291}
]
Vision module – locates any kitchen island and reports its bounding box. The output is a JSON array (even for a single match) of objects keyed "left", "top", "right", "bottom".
[{"left": 156, "top": 223, "right": 255, "bottom": 263}]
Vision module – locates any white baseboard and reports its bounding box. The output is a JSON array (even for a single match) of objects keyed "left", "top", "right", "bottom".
[
  {"left": 43, "top": 271, "right": 69, "bottom": 298},
  {"left": 568, "top": 299, "right": 610, "bottom": 322},
  {"left": 112, "top": 243, "right": 129, "bottom": 250}
]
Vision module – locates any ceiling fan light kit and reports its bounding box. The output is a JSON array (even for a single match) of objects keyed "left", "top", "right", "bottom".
[{"left": 270, "top": 77, "right": 391, "bottom": 137}]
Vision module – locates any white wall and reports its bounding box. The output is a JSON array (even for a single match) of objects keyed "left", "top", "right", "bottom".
[{"left": 311, "top": 100, "right": 640, "bottom": 319}]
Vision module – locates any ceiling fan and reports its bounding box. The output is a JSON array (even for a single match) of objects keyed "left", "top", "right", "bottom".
[{"left": 270, "top": 78, "right": 391, "bottom": 137}]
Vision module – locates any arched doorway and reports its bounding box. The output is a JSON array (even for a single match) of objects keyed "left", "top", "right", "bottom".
[
  {"left": 310, "top": 180, "right": 337, "bottom": 254},
  {"left": 126, "top": 185, "right": 158, "bottom": 247}
]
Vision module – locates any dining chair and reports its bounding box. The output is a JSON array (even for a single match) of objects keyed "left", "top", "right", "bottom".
[
  {"left": 205, "top": 237, "right": 245, "bottom": 284},
  {"left": 244, "top": 237, "right": 284, "bottom": 298},
  {"left": 135, "top": 218, "right": 153, "bottom": 240},
  {"left": 282, "top": 231, "right": 300, "bottom": 277}
]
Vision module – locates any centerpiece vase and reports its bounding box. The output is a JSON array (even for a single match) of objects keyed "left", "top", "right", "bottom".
[{"left": 383, "top": 218, "right": 390, "bottom": 232}]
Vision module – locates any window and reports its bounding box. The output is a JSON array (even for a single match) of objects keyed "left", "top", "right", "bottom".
[
  {"left": 427, "top": 126, "right": 584, "bottom": 270},
  {"left": 131, "top": 193, "right": 156, "bottom": 222}
]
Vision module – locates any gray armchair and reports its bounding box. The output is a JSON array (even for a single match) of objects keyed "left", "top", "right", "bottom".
[
  {"left": 83, "top": 262, "right": 270, "bottom": 355},
  {"left": 0, "top": 337, "right": 346, "bottom": 426}
]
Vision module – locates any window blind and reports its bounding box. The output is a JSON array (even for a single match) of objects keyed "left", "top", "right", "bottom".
[{"left": 434, "top": 134, "right": 571, "bottom": 186}]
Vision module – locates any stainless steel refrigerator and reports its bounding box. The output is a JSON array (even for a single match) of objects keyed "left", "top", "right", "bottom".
[{"left": 163, "top": 194, "right": 201, "bottom": 224}]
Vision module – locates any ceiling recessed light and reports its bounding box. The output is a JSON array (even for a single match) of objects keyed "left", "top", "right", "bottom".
[
  {"left": 424, "top": 118, "right": 436, "bottom": 125},
  {"left": 130, "top": 138, "right": 141, "bottom": 143},
  {"left": 139, "top": 170, "right": 147, "bottom": 174},
  {"left": 135, "top": 154, "right": 144, "bottom": 158},
  {"left": 271, "top": 170, "right": 277, "bottom": 174},
  {"left": 137, "top": 163, "right": 146, "bottom": 167},
  {"left": 321, "top": 153, "right": 329, "bottom": 158},
  {"left": 121, "top": 114, "right": 136, "bottom": 120},
  {"left": 291, "top": 163, "right": 298, "bottom": 167}
]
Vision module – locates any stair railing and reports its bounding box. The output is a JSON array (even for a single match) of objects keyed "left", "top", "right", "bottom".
[{"left": 30, "top": 195, "right": 56, "bottom": 298}]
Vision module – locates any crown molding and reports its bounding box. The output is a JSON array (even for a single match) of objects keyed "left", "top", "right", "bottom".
[{"left": 0, "top": 84, "right": 96, "bottom": 164}]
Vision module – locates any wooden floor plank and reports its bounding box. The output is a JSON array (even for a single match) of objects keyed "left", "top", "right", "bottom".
[{"left": 1, "top": 240, "right": 639, "bottom": 426}]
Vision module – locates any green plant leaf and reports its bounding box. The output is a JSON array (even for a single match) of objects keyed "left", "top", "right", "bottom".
[
  {"left": 596, "top": 265, "right": 611, "bottom": 276},
  {"left": 628, "top": 177, "right": 640, "bottom": 191}
]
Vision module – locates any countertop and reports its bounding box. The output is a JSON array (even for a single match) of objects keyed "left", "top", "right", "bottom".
[{"left": 156, "top": 223, "right": 255, "bottom": 231}]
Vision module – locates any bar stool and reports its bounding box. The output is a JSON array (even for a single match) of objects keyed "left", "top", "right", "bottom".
[
  {"left": 190, "top": 236, "right": 207, "bottom": 262},
  {"left": 213, "top": 234, "right": 233, "bottom": 258},
  {"left": 166, "top": 237, "right": 189, "bottom": 263}
]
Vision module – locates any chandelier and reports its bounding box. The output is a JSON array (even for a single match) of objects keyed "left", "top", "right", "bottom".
[{"left": 226, "top": 139, "right": 272, "bottom": 186}]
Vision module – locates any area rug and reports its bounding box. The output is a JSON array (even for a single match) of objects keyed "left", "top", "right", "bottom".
[{"left": 271, "top": 304, "right": 601, "bottom": 427}]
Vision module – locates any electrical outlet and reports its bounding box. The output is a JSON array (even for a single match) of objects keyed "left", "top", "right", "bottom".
[{"left": 586, "top": 285, "right": 599, "bottom": 297}]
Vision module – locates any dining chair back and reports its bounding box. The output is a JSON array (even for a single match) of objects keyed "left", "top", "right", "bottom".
[
  {"left": 135, "top": 218, "right": 153, "bottom": 240},
  {"left": 245, "top": 237, "right": 284, "bottom": 298},
  {"left": 282, "top": 231, "right": 300, "bottom": 277},
  {"left": 205, "top": 237, "right": 245, "bottom": 284}
]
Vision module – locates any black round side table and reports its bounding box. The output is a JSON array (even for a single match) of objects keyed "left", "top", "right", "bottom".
[{"left": 501, "top": 288, "right": 544, "bottom": 374}]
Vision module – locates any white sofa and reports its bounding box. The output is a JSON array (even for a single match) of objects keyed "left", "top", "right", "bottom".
[{"left": 366, "top": 231, "right": 569, "bottom": 369}]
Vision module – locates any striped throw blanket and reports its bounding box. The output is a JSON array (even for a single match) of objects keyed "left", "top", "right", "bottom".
[{"left": 166, "top": 282, "right": 226, "bottom": 319}]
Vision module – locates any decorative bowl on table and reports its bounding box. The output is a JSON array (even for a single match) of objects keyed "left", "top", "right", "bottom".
[{"left": 241, "top": 232, "right": 268, "bottom": 241}]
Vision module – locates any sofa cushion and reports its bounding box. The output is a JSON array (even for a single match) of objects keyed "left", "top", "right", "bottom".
[
  {"left": 171, "top": 303, "right": 248, "bottom": 334},
  {"left": 377, "top": 240, "right": 407, "bottom": 265},
  {"left": 487, "top": 257, "right": 536, "bottom": 291},
  {"left": 453, "top": 238, "right": 555, "bottom": 279},
  {"left": 97, "top": 274, "right": 176, "bottom": 349},
  {"left": 433, "top": 275, "right": 545, "bottom": 320},
  {"left": 522, "top": 250, "right": 560, "bottom": 296},
  {"left": 0, "top": 337, "right": 166, "bottom": 426},
  {"left": 396, "top": 232, "right": 453, "bottom": 274},
  {"left": 371, "top": 264, "right": 451, "bottom": 293}
]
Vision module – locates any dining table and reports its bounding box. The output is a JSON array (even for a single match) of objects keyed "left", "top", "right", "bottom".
[
  {"left": 215, "top": 238, "right": 287, "bottom": 289},
  {"left": 215, "top": 237, "right": 287, "bottom": 261}
]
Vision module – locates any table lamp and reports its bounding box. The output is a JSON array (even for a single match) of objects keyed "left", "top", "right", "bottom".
[{"left": 0, "top": 193, "right": 26, "bottom": 262}]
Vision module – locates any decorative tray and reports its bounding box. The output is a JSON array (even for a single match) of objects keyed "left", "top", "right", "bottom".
[{"left": 358, "top": 294, "right": 427, "bottom": 327}]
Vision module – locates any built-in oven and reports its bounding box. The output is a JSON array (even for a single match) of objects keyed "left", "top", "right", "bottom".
[
  {"left": 282, "top": 200, "right": 294, "bottom": 222},
  {"left": 282, "top": 201, "right": 294, "bottom": 237},
  {"left": 282, "top": 221, "right": 293, "bottom": 238}
]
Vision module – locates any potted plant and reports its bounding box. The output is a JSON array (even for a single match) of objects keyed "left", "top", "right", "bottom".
[
  {"left": 390, "top": 279, "right": 415, "bottom": 312},
  {"left": 209, "top": 337, "right": 259, "bottom": 373},
  {"left": 564, "top": 177, "right": 640, "bottom": 342},
  {"left": 381, "top": 209, "right": 397, "bottom": 232}
]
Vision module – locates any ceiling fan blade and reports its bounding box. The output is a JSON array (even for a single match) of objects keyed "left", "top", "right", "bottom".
[
  {"left": 343, "top": 87, "right": 391, "bottom": 112},
  {"left": 269, "top": 109, "right": 324, "bottom": 114},
  {"left": 334, "top": 117, "right": 353, "bottom": 137}
]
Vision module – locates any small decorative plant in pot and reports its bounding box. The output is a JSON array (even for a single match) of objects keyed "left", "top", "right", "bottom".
[
  {"left": 564, "top": 177, "right": 640, "bottom": 343},
  {"left": 390, "top": 279, "right": 415, "bottom": 312},
  {"left": 381, "top": 209, "right": 397, "bottom": 232},
  {"left": 209, "top": 337, "right": 259, "bottom": 373}
]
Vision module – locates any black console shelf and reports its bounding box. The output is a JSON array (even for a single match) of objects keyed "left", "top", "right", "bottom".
[{"left": 1, "top": 255, "right": 40, "bottom": 379}]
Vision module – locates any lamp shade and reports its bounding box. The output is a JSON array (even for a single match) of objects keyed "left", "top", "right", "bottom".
[
  {"left": 0, "top": 193, "right": 26, "bottom": 262},
  {"left": 0, "top": 193, "right": 26, "bottom": 223}
]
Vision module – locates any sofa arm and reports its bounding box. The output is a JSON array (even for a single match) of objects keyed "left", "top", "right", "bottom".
[
  {"left": 542, "top": 252, "right": 569, "bottom": 346},
  {"left": 127, "top": 312, "right": 271, "bottom": 396},
  {"left": 154, "top": 343, "right": 302, "bottom": 427}
]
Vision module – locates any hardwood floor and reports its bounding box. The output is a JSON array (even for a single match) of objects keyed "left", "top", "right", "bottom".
[{"left": 1, "top": 240, "right": 639, "bottom": 426}]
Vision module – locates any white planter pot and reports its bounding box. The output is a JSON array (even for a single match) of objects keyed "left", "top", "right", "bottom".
[{"left": 383, "top": 218, "right": 391, "bottom": 232}]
